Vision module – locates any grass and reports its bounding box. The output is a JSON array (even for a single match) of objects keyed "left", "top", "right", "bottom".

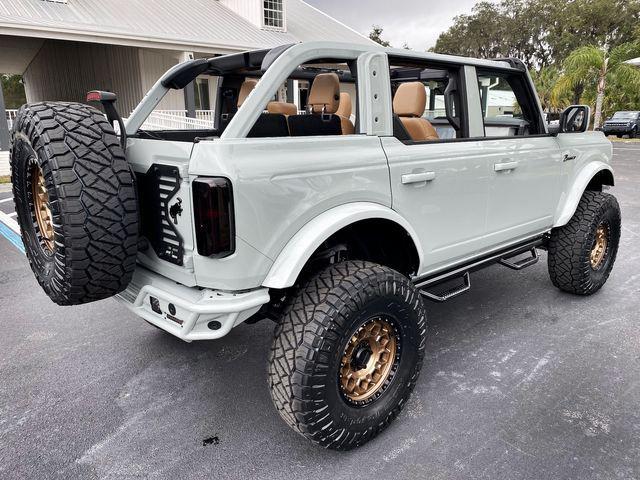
[
  {"left": 0, "top": 176, "right": 10, "bottom": 184},
  {"left": 606, "top": 136, "right": 640, "bottom": 143}
]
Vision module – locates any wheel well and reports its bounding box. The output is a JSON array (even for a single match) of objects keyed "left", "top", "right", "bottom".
[
  {"left": 301, "top": 218, "right": 420, "bottom": 279},
  {"left": 586, "top": 170, "right": 614, "bottom": 191}
]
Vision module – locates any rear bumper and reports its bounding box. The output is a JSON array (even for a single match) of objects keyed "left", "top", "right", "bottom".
[{"left": 115, "top": 266, "right": 270, "bottom": 342}]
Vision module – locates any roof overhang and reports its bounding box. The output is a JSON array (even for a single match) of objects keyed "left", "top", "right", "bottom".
[
  {"left": 0, "top": 35, "right": 44, "bottom": 74},
  {"left": 0, "top": 24, "right": 267, "bottom": 58}
]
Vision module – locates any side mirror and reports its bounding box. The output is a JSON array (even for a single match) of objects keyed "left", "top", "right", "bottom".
[{"left": 556, "top": 105, "right": 591, "bottom": 134}]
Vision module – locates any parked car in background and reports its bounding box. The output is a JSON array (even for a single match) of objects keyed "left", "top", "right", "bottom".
[{"left": 602, "top": 111, "right": 640, "bottom": 138}]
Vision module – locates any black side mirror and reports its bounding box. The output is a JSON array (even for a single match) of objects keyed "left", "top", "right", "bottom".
[{"left": 557, "top": 105, "right": 591, "bottom": 134}]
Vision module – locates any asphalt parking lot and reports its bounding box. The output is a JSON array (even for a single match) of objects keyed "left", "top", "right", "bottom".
[{"left": 0, "top": 143, "right": 639, "bottom": 480}]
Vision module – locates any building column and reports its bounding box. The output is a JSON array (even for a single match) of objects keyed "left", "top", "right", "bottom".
[
  {"left": 0, "top": 82, "right": 10, "bottom": 151},
  {"left": 180, "top": 52, "right": 196, "bottom": 118}
]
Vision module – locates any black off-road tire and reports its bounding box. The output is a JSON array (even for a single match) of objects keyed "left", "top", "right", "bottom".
[
  {"left": 547, "top": 190, "right": 620, "bottom": 295},
  {"left": 268, "top": 261, "right": 427, "bottom": 450},
  {"left": 10, "top": 102, "right": 138, "bottom": 305}
]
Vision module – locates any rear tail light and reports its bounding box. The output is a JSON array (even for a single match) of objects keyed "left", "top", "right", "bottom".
[{"left": 192, "top": 177, "right": 235, "bottom": 257}]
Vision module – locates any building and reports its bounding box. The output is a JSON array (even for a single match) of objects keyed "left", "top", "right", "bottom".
[{"left": 0, "top": 0, "right": 372, "bottom": 152}]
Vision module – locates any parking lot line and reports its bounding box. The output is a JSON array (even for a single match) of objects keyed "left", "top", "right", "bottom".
[
  {"left": 0, "top": 208, "right": 24, "bottom": 253},
  {"left": 0, "top": 197, "right": 13, "bottom": 204}
]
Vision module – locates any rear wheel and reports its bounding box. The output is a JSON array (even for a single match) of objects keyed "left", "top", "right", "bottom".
[
  {"left": 11, "top": 102, "right": 138, "bottom": 305},
  {"left": 547, "top": 191, "right": 620, "bottom": 295},
  {"left": 268, "top": 261, "right": 427, "bottom": 450}
]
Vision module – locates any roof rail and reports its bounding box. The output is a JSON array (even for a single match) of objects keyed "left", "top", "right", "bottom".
[{"left": 494, "top": 57, "right": 527, "bottom": 72}]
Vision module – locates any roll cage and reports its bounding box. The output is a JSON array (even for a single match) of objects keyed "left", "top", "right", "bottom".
[{"left": 124, "top": 41, "right": 543, "bottom": 139}]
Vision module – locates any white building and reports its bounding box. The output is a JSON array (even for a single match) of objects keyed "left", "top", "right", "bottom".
[{"left": 0, "top": 0, "right": 372, "bottom": 150}]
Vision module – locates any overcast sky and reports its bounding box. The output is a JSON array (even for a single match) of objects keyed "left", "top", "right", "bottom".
[{"left": 305, "top": 0, "right": 480, "bottom": 50}]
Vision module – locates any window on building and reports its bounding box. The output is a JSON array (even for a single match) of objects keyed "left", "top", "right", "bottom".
[{"left": 263, "top": 0, "right": 284, "bottom": 30}]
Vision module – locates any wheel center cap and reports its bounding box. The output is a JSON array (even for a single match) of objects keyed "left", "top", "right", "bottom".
[{"left": 352, "top": 342, "right": 372, "bottom": 370}]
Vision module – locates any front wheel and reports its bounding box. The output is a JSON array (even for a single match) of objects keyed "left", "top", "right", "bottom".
[
  {"left": 268, "top": 261, "right": 427, "bottom": 450},
  {"left": 547, "top": 191, "right": 621, "bottom": 295}
]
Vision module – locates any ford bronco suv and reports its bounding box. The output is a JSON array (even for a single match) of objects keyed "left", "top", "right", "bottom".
[
  {"left": 10, "top": 42, "right": 619, "bottom": 450},
  {"left": 601, "top": 110, "right": 640, "bottom": 138}
]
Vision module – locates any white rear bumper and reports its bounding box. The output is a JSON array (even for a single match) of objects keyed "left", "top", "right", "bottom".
[{"left": 115, "top": 266, "right": 270, "bottom": 342}]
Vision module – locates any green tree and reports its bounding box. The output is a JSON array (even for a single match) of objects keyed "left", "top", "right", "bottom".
[
  {"left": 369, "top": 25, "right": 391, "bottom": 47},
  {"left": 433, "top": 0, "right": 640, "bottom": 68},
  {"left": 530, "top": 66, "right": 566, "bottom": 111},
  {"left": 554, "top": 43, "right": 640, "bottom": 128},
  {"left": 1, "top": 75, "right": 26, "bottom": 108}
]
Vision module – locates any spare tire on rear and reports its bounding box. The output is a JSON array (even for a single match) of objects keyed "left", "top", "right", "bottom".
[{"left": 10, "top": 102, "right": 138, "bottom": 305}]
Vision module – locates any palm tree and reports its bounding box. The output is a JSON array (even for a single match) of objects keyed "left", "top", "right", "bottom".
[
  {"left": 531, "top": 66, "right": 566, "bottom": 111},
  {"left": 553, "top": 42, "right": 640, "bottom": 129}
]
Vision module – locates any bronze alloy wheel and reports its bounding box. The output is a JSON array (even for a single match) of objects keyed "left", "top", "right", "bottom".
[
  {"left": 339, "top": 316, "right": 400, "bottom": 405},
  {"left": 590, "top": 223, "right": 609, "bottom": 270},
  {"left": 30, "top": 161, "right": 55, "bottom": 253}
]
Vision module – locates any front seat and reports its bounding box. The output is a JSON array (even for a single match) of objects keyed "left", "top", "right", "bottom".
[
  {"left": 393, "top": 82, "right": 439, "bottom": 141},
  {"left": 336, "top": 92, "right": 355, "bottom": 135}
]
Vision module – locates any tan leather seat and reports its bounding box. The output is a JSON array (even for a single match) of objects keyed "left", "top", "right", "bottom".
[
  {"left": 267, "top": 101, "right": 298, "bottom": 116},
  {"left": 288, "top": 73, "right": 351, "bottom": 136},
  {"left": 237, "top": 79, "right": 258, "bottom": 108},
  {"left": 308, "top": 73, "right": 341, "bottom": 114},
  {"left": 393, "top": 82, "right": 439, "bottom": 141},
  {"left": 336, "top": 92, "right": 355, "bottom": 135}
]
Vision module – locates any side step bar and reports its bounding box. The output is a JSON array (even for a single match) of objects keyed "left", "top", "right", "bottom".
[
  {"left": 420, "top": 272, "right": 470, "bottom": 302},
  {"left": 414, "top": 237, "right": 545, "bottom": 302},
  {"left": 499, "top": 247, "right": 539, "bottom": 270}
]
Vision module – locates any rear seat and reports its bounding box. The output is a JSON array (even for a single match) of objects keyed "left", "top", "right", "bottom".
[
  {"left": 288, "top": 73, "right": 345, "bottom": 137},
  {"left": 220, "top": 79, "right": 290, "bottom": 138}
]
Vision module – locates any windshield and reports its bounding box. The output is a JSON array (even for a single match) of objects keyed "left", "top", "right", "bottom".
[{"left": 612, "top": 111, "right": 639, "bottom": 120}]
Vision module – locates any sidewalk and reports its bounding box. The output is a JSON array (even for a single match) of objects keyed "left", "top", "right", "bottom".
[{"left": 0, "top": 151, "right": 9, "bottom": 176}]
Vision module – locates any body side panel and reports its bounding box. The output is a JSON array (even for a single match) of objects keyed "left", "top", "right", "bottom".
[
  {"left": 553, "top": 131, "right": 613, "bottom": 227},
  {"left": 262, "top": 202, "right": 422, "bottom": 288},
  {"left": 189, "top": 135, "right": 392, "bottom": 289}
]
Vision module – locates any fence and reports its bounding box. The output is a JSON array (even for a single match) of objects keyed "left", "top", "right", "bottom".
[
  {"left": 141, "top": 110, "right": 215, "bottom": 130},
  {"left": 5, "top": 109, "right": 18, "bottom": 130}
]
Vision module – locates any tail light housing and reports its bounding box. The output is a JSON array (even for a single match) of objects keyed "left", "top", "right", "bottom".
[{"left": 192, "top": 177, "right": 235, "bottom": 258}]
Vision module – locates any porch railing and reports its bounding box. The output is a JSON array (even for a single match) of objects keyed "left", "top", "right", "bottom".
[
  {"left": 141, "top": 110, "right": 215, "bottom": 130},
  {"left": 5, "top": 109, "right": 18, "bottom": 130}
]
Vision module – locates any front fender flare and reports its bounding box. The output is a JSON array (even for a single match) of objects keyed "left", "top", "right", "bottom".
[
  {"left": 554, "top": 162, "right": 614, "bottom": 227},
  {"left": 262, "top": 202, "right": 423, "bottom": 289}
]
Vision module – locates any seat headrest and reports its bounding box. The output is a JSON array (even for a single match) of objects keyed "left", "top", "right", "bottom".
[
  {"left": 393, "top": 82, "right": 427, "bottom": 118},
  {"left": 336, "top": 92, "right": 352, "bottom": 118},
  {"left": 237, "top": 79, "right": 258, "bottom": 108},
  {"left": 267, "top": 101, "right": 298, "bottom": 116},
  {"left": 308, "top": 73, "right": 340, "bottom": 114}
]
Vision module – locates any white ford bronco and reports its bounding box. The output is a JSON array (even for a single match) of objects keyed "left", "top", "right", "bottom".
[{"left": 10, "top": 42, "right": 620, "bottom": 450}]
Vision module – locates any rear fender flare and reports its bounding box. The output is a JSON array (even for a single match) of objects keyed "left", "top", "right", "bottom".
[
  {"left": 262, "top": 202, "right": 423, "bottom": 289},
  {"left": 554, "top": 162, "right": 614, "bottom": 227}
]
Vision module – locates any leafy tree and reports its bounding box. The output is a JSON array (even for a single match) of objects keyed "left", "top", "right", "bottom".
[
  {"left": 553, "top": 43, "right": 640, "bottom": 128},
  {"left": 530, "top": 66, "right": 566, "bottom": 111},
  {"left": 369, "top": 25, "right": 391, "bottom": 47},
  {"left": 1, "top": 75, "right": 26, "bottom": 109},
  {"left": 433, "top": 0, "right": 640, "bottom": 68}
]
